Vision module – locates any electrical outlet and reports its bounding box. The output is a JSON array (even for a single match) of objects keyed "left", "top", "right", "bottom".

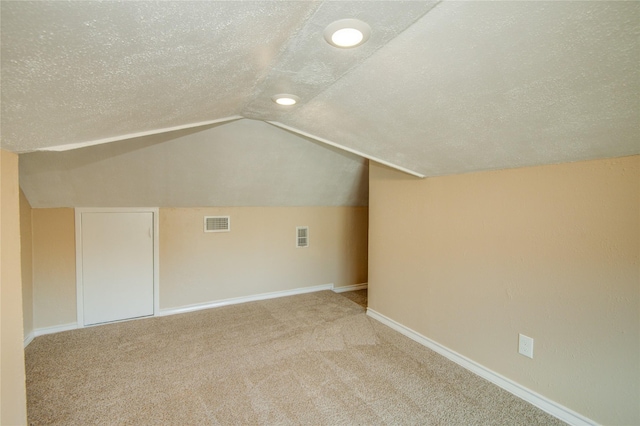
[{"left": 518, "top": 334, "right": 534, "bottom": 358}]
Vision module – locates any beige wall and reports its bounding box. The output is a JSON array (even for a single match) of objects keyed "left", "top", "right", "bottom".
[
  {"left": 20, "top": 190, "right": 33, "bottom": 340},
  {"left": 29, "top": 206, "right": 368, "bottom": 325},
  {"left": 32, "top": 208, "right": 76, "bottom": 328},
  {"left": 368, "top": 156, "right": 639, "bottom": 425},
  {"left": 160, "top": 206, "right": 368, "bottom": 309},
  {"left": 1, "top": 150, "right": 28, "bottom": 424}
]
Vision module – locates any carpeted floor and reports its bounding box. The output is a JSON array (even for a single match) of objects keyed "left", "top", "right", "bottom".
[
  {"left": 25, "top": 290, "right": 565, "bottom": 425},
  {"left": 337, "top": 288, "right": 367, "bottom": 308}
]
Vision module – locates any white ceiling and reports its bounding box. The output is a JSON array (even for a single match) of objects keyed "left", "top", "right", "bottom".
[{"left": 3, "top": 1, "right": 639, "bottom": 206}]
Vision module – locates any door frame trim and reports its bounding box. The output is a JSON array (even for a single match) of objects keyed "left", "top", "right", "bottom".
[{"left": 75, "top": 207, "right": 160, "bottom": 327}]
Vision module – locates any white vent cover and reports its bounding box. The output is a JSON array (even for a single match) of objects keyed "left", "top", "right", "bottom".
[
  {"left": 296, "top": 226, "right": 309, "bottom": 248},
  {"left": 204, "top": 216, "right": 230, "bottom": 233}
]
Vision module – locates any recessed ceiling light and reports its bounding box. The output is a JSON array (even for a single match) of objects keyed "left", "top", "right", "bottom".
[
  {"left": 272, "top": 94, "right": 299, "bottom": 106},
  {"left": 324, "top": 19, "right": 371, "bottom": 48}
]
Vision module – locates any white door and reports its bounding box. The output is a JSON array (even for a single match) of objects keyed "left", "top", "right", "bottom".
[{"left": 81, "top": 212, "right": 154, "bottom": 325}]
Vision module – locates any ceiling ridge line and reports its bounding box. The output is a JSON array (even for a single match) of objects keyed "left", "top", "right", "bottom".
[
  {"left": 277, "top": 0, "right": 444, "bottom": 113},
  {"left": 237, "top": 2, "right": 326, "bottom": 114},
  {"left": 265, "top": 120, "right": 425, "bottom": 178}
]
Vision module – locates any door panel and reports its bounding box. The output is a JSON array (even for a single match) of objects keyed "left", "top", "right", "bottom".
[{"left": 82, "top": 212, "right": 154, "bottom": 325}]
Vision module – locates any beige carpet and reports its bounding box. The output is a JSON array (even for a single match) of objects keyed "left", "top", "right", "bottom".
[
  {"left": 337, "top": 288, "right": 367, "bottom": 308},
  {"left": 26, "top": 290, "right": 565, "bottom": 425}
]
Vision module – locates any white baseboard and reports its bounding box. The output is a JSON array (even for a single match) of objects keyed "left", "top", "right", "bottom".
[
  {"left": 158, "top": 283, "right": 335, "bottom": 317},
  {"left": 24, "top": 285, "right": 337, "bottom": 340},
  {"left": 24, "top": 331, "right": 35, "bottom": 348},
  {"left": 366, "top": 308, "right": 597, "bottom": 426},
  {"left": 333, "top": 283, "right": 368, "bottom": 293},
  {"left": 31, "top": 323, "right": 79, "bottom": 341}
]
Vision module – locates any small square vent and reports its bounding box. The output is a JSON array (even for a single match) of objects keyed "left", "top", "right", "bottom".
[
  {"left": 296, "top": 226, "right": 309, "bottom": 248},
  {"left": 204, "top": 216, "right": 230, "bottom": 233}
]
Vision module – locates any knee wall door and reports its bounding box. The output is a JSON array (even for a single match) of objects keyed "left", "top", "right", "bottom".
[{"left": 80, "top": 211, "right": 154, "bottom": 326}]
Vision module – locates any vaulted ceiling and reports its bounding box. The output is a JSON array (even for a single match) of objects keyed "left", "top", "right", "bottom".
[{"left": 3, "top": 1, "right": 638, "bottom": 207}]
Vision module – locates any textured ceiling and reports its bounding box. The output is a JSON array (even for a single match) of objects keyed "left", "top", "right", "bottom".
[
  {"left": 19, "top": 119, "right": 368, "bottom": 208},
  {"left": 3, "top": 1, "right": 640, "bottom": 206},
  {"left": 1, "top": 1, "right": 436, "bottom": 154},
  {"left": 278, "top": 1, "right": 640, "bottom": 176}
]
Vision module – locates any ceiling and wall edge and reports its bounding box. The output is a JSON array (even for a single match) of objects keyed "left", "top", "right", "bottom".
[
  {"left": 37, "top": 116, "right": 244, "bottom": 153},
  {"left": 34, "top": 116, "right": 424, "bottom": 179},
  {"left": 266, "top": 121, "right": 424, "bottom": 178}
]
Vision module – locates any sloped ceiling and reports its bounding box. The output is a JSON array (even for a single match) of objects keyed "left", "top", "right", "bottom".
[
  {"left": 19, "top": 119, "right": 368, "bottom": 207},
  {"left": 3, "top": 1, "right": 639, "bottom": 207}
]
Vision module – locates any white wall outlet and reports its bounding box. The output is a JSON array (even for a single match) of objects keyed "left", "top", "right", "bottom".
[{"left": 518, "top": 333, "right": 534, "bottom": 358}]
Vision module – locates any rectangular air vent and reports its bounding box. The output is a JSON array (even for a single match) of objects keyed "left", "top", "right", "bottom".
[
  {"left": 204, "top": 216, "right": 230, "bottom": 233},
  {"left": 296, "top": 226, "right": 309, "bottom": 248}
]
